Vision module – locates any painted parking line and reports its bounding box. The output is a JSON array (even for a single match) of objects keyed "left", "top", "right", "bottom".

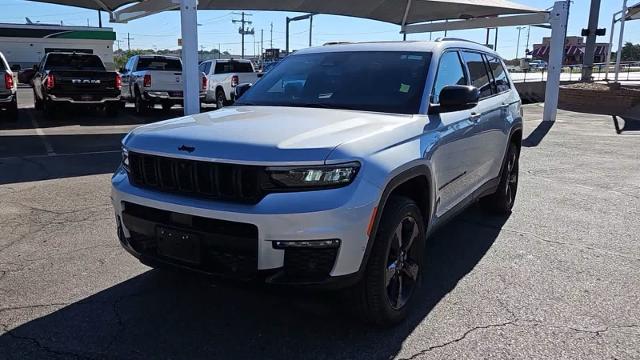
[{"left": 25, "top": 110, "right": 56, "bottom": 156}]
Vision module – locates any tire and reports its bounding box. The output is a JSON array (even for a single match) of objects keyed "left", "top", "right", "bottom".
[
  {"left": 215, "top": 89, "right": 226, "bottom": 109},
  {"left": 42, "top": 99, "right": 58, "bottom": 119},
  {"left": 6, "top": 99, "right": 18, "bottom": 121},
  {"left": 134, "top": 91, "right": 149, "bottom": 115},
  {"left": 351, "top": 196, "right": 426, "bottom": 326},
  {"left": 481, "top": 141, "right": 520, "bottom": 214},
  {"left": 34, "top": 91, "right": 43, "bottom": 111}
]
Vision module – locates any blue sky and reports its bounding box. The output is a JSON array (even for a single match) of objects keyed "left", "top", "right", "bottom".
[{"left": 2, "top": 0, "right": 639, "bottom": 59}]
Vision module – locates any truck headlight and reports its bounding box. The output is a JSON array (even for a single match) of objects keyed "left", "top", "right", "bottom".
[
  {"left": 122, "top": 147, "right": 129, "bottom": 172},
  {"left": 266, "top": 162, "right": 360, "bottom": 189}
]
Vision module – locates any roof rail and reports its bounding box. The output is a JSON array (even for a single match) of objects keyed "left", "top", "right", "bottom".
[
  {"left": 322, "top": 41, "right": 353, "bottom": 46},
  {"left": 434, "top": 37, "right": 483, "bottom": 46}
]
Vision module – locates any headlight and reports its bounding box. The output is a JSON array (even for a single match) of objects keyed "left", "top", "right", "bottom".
[
  {"left": 265, "top": 162, "right": 360, "bottom": 189},
  {"left": 122, "top": 147, "right": 129, "bottom": 171}
]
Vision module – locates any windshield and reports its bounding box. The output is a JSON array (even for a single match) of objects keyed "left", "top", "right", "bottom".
[
  {"left": 44, "top": 54, "right": 105, "bottom": 71},
  {"left": 235, "top": 51, "right": 431, "bottom": 114},
  {"left": 137, "top": 57, "right": 182, "bottom": 71}
]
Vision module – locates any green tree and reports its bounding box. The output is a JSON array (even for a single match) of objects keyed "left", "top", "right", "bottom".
[{"left": 620, "top": 42, "right": 640, "bottom": 61}]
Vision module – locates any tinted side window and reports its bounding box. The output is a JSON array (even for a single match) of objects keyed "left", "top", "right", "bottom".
[
  {"left": 431, "top": 51, "right": 467, "bottom": 103},
  {"left": 487, "top": 56, "right": 510, "bottom": 93},
  {"left": 461, "top": 51, "right": 492, "bottom": 99}
]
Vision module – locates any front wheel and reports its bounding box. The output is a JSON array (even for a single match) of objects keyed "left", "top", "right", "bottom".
[
  {"left": 481, "top": 142, "right": 519, "bottom": 214},
  {"left": 351, "top": 196, "right": 426, "bottom": 326},
  {"left": 215, "top": 90, "right": 226, "bottom": 109},
  {"left": 134, "top": 91, "right": 149, "bottom": 115}
]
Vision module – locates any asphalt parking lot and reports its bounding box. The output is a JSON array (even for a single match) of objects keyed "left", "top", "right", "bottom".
[{"left": 0, "top": 87, "right": 639, "bottom": 359}]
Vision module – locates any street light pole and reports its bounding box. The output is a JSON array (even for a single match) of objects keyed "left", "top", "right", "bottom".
[{"left": 516, "top": 26, "right": 526, "bottom": 59}]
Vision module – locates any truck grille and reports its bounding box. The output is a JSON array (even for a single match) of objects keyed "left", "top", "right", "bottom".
[{"left": 128, "top": 152, "right": 265, "bottom": 204}]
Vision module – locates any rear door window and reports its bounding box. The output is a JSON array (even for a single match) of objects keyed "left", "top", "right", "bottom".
[
  {"left": 136, "top": 57, "right": 182, "bottom": 71},
  {"left": 431, "top": 51, "right": 467, "bottom": 103},
  {"left": 487, "top": 56, "right": 510, "bottom": 93},
  {"left": 461, "top": 51, "right": 492, "bottom": 99},
  {"left": 199, "top": 61, "right": 211, "bottom": 74}
]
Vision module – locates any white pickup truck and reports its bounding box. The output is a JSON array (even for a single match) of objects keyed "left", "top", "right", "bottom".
[
  {"left": 0, "top": 51, "right": 18, "bottom": 121},
  {"left": 199, "top": 59, "right": 260, "bottom": 108},
  {"left": 120, "top": 55, "right": 205, "bottom": 114}
]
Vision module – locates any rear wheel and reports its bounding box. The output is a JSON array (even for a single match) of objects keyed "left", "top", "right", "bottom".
[
  {"left": 481, "top": 141, "right": 519, "bottom": 214},
  {"left": 6, "top": 99, "right": 18, "bottom": 121},
  {"left": 135, "top": 91, "right": 149, "bottom": 115},
  {"left": 34, "top": 90, "right": 43, "bottom": 111},
  {"left": 42, "top": 99, "right": 58, "bottom": 119},
  {"left": 351, "top": 196, "right": 426, "bottom": 326},
  {"left": 215, "top": 89, "right": 226, "bottom": 109}
]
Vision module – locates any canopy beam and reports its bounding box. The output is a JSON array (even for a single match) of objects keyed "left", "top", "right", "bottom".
[{"left": 402, "top": 12, "right": 549, "bottom": 33}]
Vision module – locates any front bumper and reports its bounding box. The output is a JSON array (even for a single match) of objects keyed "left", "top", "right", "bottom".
[{"left": 111, "top": 166, "right": 380, "bottom": 287}]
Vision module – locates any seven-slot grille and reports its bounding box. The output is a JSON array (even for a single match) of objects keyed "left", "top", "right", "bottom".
[{"left": 128, "top": 152, "right": 264, "bottom": 203}]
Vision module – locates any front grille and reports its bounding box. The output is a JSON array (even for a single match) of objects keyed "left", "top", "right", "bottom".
[
  {"left": 128, "top": 152, "right": 264, "bottom": 204},
  {"left": 122, "top": 202, "right": 259, "bottom": 278}
]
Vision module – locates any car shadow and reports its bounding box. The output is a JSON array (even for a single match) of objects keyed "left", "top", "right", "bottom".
[{"left": 0, "top": 206, "right": 508, "bottom": 360}]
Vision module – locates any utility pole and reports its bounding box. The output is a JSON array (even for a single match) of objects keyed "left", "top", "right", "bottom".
[
  {"left": 115, "top": 39, "right": 123, "bottom": 51},
  {"left": 98, "top": 9, "right": 102, "bottom": 27},
  {"left": 270, "top": 22, "right": 273, "bottom": 48},
  {"left": 494, "top": 28, "right": 498, "bottom": 51},
  {"left": 582, "top": 0, "right": 602, "bottom": 81},
  {"left": 232, "top": 11, "right": 254, "bottom": 58},
  {"left": 127, "top": 33, "right": 133, "bottom": 52},
  {"left": 525, "top": 25, "right": 531, "bottom": 57},
  {"left": 516, "top": 26, "right": 526, "bottom": 59},
  {"left": 260, "top": 29, "right": 264, "bottom": 59}
]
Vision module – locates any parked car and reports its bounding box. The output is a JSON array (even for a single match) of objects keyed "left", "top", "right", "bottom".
[
  {"left": 112, "top": 40, "right": 522, "bottom": 325},
  {"left": 528, "top": 59, "right": 547, "bottom": 70},
  {"left": 200, "top": 58, "right": 260, "bottom": 108},
  {"left": 32, "top": 52, "right": 122, "bottom": 118},
  {"left": 120, "top": 55, "right": 205, "bottom": 114},
  {"left": 0, "top": 52, "right": 18, "bottom": 121}
]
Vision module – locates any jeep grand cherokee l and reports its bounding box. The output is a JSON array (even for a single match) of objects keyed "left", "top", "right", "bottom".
[{"left": 112, "top": 39, "right": 522, "bottom": 325}]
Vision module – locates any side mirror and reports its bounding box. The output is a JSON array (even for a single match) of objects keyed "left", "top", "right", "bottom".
[
  {"left": 433, "top": 85, "right": 479, "bottom": 113},
  {"left": 234, "top": 83, "right": 252, "bottom": 99},
  {"left": 256, "top": 72, "right": 264, "bottom": 78}
]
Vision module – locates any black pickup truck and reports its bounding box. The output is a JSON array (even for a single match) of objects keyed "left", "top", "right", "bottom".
[{"left": 32, "top": 52, "right": 122, "bottom": 117}]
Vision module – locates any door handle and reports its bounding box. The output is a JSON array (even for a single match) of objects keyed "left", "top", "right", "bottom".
[{"left": 470, "top": 112, "right": 481, "bottom": 122}]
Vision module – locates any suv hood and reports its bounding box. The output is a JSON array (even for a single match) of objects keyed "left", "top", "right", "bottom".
[{"left": 123, "top": 106, "right": 417, "bottom": 164}]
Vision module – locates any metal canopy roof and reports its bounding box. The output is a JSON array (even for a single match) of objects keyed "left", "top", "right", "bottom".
[{"left": 28, "top": 0, "right": 541, "bottom": 25}]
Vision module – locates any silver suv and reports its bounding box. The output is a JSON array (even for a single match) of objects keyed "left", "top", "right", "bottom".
[{"left": 112, "top": 39, "right": 522, "bottom": 325}]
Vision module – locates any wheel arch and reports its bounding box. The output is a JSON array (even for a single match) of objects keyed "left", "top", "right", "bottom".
[{"left": 356, "top": 164, "right": 435, "bottom": 276}]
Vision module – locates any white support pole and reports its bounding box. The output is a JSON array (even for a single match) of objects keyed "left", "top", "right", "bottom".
[
  {"left": 604, "top": 12, "right": 620, "bottom": 81},
  {"left": 543, "top": 1, "right": 569, "bottom": 122},
  {"left": 614, "top": 0, "right": 628, "bottom": 83},
  {"left": 179, "top": 0, "right": 200, "bottom": 115}
]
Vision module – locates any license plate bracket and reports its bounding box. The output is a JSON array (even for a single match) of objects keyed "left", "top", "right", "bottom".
[{"left": 156, "top": 226, "right": 201, "bottom": 264}]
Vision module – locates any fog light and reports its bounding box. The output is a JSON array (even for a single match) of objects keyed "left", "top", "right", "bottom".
[{"left": 272, "top": 239, "right": 340, "bottom": 249}]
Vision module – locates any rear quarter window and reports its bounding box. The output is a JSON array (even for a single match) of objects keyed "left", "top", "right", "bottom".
[{"left": 487, "top": 56, "right": 510, "bottom": 93}]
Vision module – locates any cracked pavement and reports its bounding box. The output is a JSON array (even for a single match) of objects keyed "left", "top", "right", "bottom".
[{"left": 0, "top": 93, "right": 639, "bottom": 359}]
